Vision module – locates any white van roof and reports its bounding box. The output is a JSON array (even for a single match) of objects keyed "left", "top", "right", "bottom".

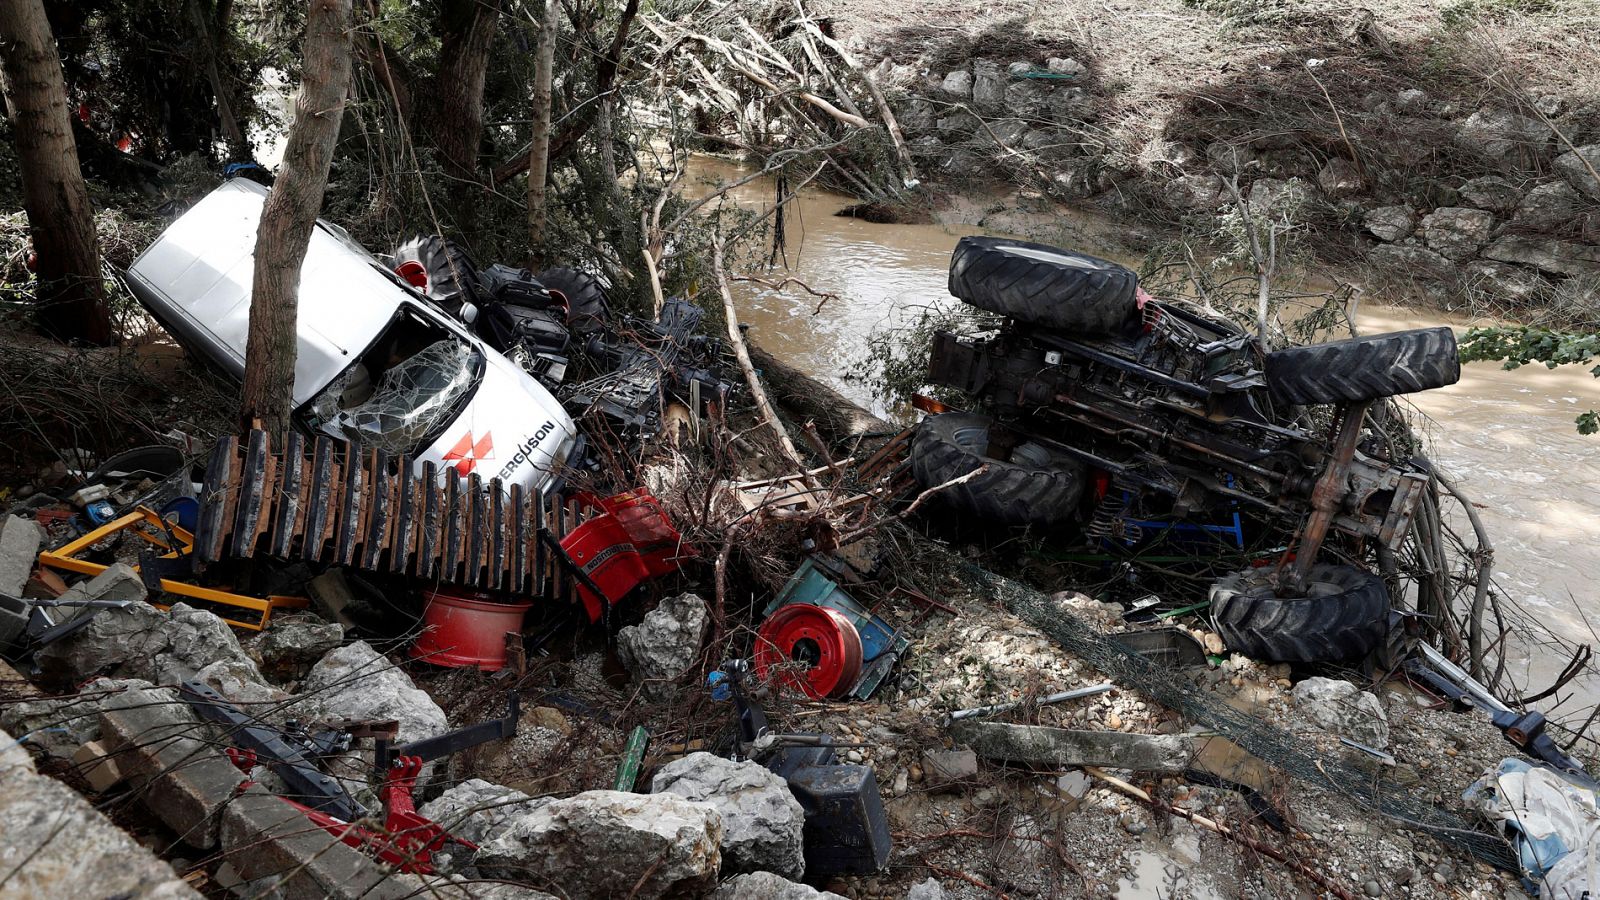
[{"left": 128, "top": 179, "right": 418, "bottom": 407}]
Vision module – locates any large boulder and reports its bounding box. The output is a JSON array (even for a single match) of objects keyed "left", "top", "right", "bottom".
[
  {"left": 255, "top": 613, "right": 344, "bottom": 682},
  {"left": 1420, "top": 207, "right": 1495, "bottom": 261},
  {"left": 652, "top": 752, "right": 806, "bottom": 879},
  {"left": 299, "top": 641, "right": 447, "bottom": 744},
  {"left": 195, "top": 657, "right": 290, "bottom": 710},
  {"left": 0, "top": 675, "right": 153, "bottom": 763},
  {"left": 1483, "top": 236, "right": 1600, "bottom": 277},
  {"left": 1455, "top": 107, "right": 1552, "bottom": 166},
  {"left": 0, "top": 725, "right": 200, "bottom": 898},
  {"left": 1513, "top": 180, "right": 1586, "bottom": 232},
  {"left": 1363, "top": 205, "right": 1416, "bottom": 242},
  {"left": 477, "top": 790, "right": 723, "bottom": 900},
  {"left": 1554, "top": 144, "right": 1600, "bottom": 201},
  {"left": 1316, "top": 158, "right": 1364, "bottom": 198},
  {"left": 419, "top": 778, "right": 548, "bottom": 847},
  {"left": 938, "top": 70, "right": 972, "bottom": 100},
  {"left": 616, "top": 592, "right": 707, "bottom": 699},
  {"left": 1367, "top": 244, "right": 1455, "bottom": 283},
  {"left": 1458, "top": 175, "right": 1522, "bottom": 214},
  {"left": 1462, "top": 261, "right": 1548, "bottom": 303},
  {"left": 1246, "top": 177, "right": 1313, "bottom": 215},
  {"left": 1291, "top": 677, "right": 1389, "bottom": 749},
  {"left": 710, "top": 872, "right": 848, "bottom": 899},
  {"left": 35, "top": 574, "right": 263, "bottom": 687},
  {"left": 971, "top": 59, "right": 1005, "bottom": 110}
]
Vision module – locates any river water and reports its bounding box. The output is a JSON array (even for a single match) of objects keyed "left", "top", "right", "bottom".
[{"left": 691, "top": 159, "right": 1600, "bottom": 703}]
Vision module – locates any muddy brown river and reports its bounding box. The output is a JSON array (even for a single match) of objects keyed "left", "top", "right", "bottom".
[{"left": 691, "top": 159, "right": 1600, "bottom": 705}]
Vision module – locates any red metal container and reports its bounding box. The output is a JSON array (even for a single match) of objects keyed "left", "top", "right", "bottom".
[{"left": 409, "top": 588, "right": 531, "bottom": 671}]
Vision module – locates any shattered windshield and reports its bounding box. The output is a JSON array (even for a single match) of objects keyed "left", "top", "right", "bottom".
[{"left": 315, "top": 337, "right": 481, "bottom": 455}]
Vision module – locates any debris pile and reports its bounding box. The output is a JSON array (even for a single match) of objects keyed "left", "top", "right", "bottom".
[{"left": 2, "top": 190, "right": 1593, "bottom": 900}]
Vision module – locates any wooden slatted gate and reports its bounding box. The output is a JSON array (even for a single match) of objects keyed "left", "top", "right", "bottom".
[{"left": 193, "top": 429, "right": 582, "bottom": 600}]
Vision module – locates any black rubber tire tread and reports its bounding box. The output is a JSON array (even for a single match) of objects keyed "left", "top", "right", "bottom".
[
  {"left": 1265, "top": 326, "right": 1461, "bottom": 406},
  {"left": 946, "top": 236, "right": 1139, "bottom": 335},
  {"left": 1209, "top": 563, "right": 1390, "bottom": 663},
  {"left": 390, "top": 235, "right": 482, "bottom": 310},
  {"left": 909, "top": 412, "right": 1084, "bottom": 527},
  {"left": 535, "top": 267, "right": 610, "bottom": 335}
]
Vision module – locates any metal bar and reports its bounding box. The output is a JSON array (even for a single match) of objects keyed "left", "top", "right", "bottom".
[
  {"left": 1287, "top": 401, "right": 1371, "bottom": 588},
  {"left": 180, "top": 681, "right": 366, "bottom": 822},
  {"left": 490, "top": 480, "right": 506, "bottom": 591},
  {"left": 532, "top": 489, "right": 547, "bottom": 597},
  {"left": 947, "top": 682, "right": 1114, "bottom": 722}
]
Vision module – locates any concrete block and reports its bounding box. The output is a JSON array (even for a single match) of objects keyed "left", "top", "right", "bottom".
[
  {"left": 0, "top": 514, "right": 44, "bottom": 597},
  {"left": 219, "top": 785, "right": 416, "bottom": 900},
  {"left": 921, "top": 749, "right": 978, "bottom": 790},
  {"left": 98, "top": 685, "right": 246, "bottom": 848},
  {"left": 0, "top": 725, "right": 199, "bottom": 898},
  {"left": 950, "top": 720, "right": 1193, "bottom": 773},
  {"left": 72, "top": 739, "right": 128, "bottom": 791}
]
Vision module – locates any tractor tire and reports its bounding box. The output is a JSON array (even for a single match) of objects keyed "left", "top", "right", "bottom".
[
  {"left": 909, "top": 412, "right": 1084, "bottom": 527},
  {"left": 1209, "top": 563, "right": 1390, "bottom": 663},
  {"left": 390, "top": 235, "right": 482, "bottom": 313},
  {"left": 1265, "top": 327, "right": 1461, "bottom": 406},
  {"left": 946, "top": 236, "right": 1139, "bottom": 335},
  {"left": 535, "top": 267, "right": 610, "bottom": 335}
]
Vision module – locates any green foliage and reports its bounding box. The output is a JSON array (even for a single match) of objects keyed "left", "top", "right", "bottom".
[
  {"left": 847, "top": 304, "right": 1000, "bottom": 420},
  {"left": 1460, "top": 325, "right": 1600, "bottom": 433}
]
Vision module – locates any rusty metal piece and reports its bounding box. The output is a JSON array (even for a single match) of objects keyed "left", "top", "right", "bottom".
[{"left": 1285, "top": 401, "right": 1372, "bottom": 590}]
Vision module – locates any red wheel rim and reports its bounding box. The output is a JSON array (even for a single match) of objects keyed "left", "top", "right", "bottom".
[
  {"left": 754, "top": 604, "right": 864, "bottom": 699},
  {"left": 396, "top": 260, "right": 429, "bottom": 289}
]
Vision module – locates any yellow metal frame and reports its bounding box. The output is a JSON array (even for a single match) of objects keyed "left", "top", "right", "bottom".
[{"left": 37, "top": 507, "right": 308, "bottom": 631}]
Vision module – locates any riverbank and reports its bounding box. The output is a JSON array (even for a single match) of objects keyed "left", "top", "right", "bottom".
[{"left": 813, "top": 0, "right": 1599, "bottom": 327}]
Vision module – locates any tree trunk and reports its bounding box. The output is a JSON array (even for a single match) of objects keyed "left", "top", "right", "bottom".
[
  {"left": 525, "top": 0, "right": 558, "bottom": 265},
  {"left": 239, "top": 0, "right": 353, "bottom": 436},
  {"left": 187, "top": 0, "right": 250, "bottom": 161},
  {"left": 0, "top": 0, "right": 112, "bottom": 345},
  {"left": 430, "top": 0, "right": 502, "bottom": 179}
]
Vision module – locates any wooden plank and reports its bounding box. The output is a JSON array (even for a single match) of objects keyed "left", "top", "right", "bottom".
[
  {"left": 195, "top": 435, "right": 238, "bottom": 563},
  {"left": 467, "top": 473, "right": 486, "bottom": 588},
  {"left": 231, "top": 430, "right": 269, "bottom": 559},
  {"left": 508, "top": 483, "right": 526, "bottom": 595},
  {"left": 269, "top": 431, "right": 306, "bottom": 559},
  {"left": 419, "top": 461, "right": 440, "bottom": 579},
  {"left": 303, "top": 436, "right": 336, "bottom": 562},
  {"left": 489, "top": 480, "right": 506, "bottom": 591},
  {"left": 392, "top": 458, "right": 416, "bottom": 575},
  {"left": 444, "top": 474, "right": 462, "bottom": 582},
  {"left": 362, "top": 449, "right": 392, "bottom": 571},
  {"left": 335, "top": 441, "right": 362, "bottom": 566},
  {"left": 532, "top": 489, "right": 547, "bottom": 598}
]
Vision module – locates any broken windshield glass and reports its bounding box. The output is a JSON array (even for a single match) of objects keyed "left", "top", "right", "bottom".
[{"left": 329, "top": 338, "right": 479, "bottom": 454}]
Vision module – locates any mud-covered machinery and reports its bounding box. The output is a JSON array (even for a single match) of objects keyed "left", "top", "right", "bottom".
[{"left": 913, "top": 237, "right": 1463, "bottom": 663}]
